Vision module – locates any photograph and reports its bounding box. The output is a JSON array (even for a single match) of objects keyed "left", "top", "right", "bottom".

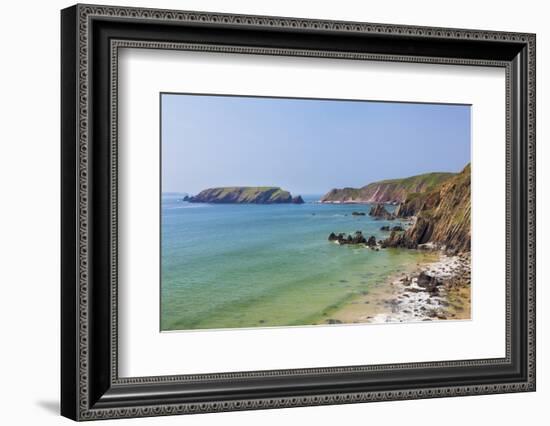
[{"left": 160, "top": 93, "right": 472, "bottom": 331}]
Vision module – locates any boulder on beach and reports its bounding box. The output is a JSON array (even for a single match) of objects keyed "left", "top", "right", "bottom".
[
  {"left": 417, "top": 271, "right": 442, "bottom": 287},
  {"left": 417, "top": 271, "right": 443, "bottom": 295}
]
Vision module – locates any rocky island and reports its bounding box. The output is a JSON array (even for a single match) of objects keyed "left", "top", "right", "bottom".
[{"left": 183, "top": 186, "right": 304, "bottom": 204}]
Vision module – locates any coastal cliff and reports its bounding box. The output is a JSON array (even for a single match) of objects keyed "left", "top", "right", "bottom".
[
  {"left": 383, "top": 164, "right": 471, "bottom": 253},
  {"left": 320, "top": 172, "right": 454, "bottom": 204},
  {"left": 184, "top": 187, "right": 304, "bottom": 204}
]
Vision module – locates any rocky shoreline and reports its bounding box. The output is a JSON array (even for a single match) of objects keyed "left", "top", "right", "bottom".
[
  {"left": 372, "top": 252, "right": 470, "bottom": 323},
  {"left": 321, "top": 252, "right": 471, "bottom": 324}
]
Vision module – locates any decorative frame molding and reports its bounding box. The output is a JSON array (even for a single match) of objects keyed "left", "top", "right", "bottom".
[{"left": 61, "top": 3, "right": 535, "bottom": 421}]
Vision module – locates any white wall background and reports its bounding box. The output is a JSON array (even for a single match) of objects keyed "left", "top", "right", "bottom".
[{"left": 0, "top": 0, "right": 546, "bottom": 424}]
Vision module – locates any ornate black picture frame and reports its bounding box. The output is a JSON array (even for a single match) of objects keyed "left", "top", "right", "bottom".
[{"left": 61, "top": 4, "right": 536, "bottom": 421}]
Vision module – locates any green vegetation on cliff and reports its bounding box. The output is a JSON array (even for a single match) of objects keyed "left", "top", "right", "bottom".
[
  {"left": 320, "top": 172, "right": 455, "bottom": 204},
  {"left": 184, "top": 187, "right": 304, "bottom": 204},
  {"left": 383, "top": 164, "right": 471, "bottom": 253}
]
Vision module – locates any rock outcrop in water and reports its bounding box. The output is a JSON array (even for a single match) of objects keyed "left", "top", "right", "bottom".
[
  {"left": 184, "top": 187, "right": 305, "bottom": 204},
  {"left": 320, "top": 172, "right": 454, "bottom": 204},
  {"left": 382, "top": 164, "right": 471, "bottom": 253},
  {"left": 368, "top": 204, "right": 395, "bottom": 220},
  {"left": 328, "top": 231, "right": 378, "bottom": 247}
]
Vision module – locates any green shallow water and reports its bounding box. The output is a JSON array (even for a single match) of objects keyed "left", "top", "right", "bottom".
[{"left": 161, "top": 194, "right": 436, "bottom": 331}]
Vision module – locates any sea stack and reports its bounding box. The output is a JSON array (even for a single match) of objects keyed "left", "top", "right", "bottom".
[
  {"left": 368, "top": 204, "right": 395, "bottom": 220},
  {"left": 292, "top": 195, "right": 305, "bottom": 204}
]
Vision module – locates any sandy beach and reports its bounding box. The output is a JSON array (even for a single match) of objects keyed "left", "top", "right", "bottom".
[{"left": 319, "top": 251, "right": 471, "bottom": 325}]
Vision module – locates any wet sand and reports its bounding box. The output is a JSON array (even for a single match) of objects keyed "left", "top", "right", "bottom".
[{"left": 319, "top": 251, "right": 471, "bottom": 324}]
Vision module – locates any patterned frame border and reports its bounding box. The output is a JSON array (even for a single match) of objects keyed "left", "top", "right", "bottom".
[
  {"left": 109, "top": 40, "right": 512, "bottom": 383},
  {"left": 72, "top": 4, "right": 535, "bottom": 420}
]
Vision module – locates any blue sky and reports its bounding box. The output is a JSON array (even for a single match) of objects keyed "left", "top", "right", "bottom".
[{"left": 161, "top": 93, "right": 470, "bottom": 195}]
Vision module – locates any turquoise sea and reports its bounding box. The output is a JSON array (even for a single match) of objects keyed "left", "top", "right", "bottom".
[{"left": 161, "top": 194, "right": 433, "bottom": 331}]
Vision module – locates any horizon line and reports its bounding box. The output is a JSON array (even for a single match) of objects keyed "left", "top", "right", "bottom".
[{"left": 162, "top": 164, "right": 469, "bottom": 196}]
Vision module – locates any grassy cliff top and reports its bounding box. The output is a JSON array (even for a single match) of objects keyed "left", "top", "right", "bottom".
[
  {"left": 206, "top": 186, "right": 286, "bottom": 196},
  {"left": 362, "top": 172, "right": 455, "bottom": 191},
  {"left": 209, "top": 186, "right": 288, "bottom": 198},
  {"left": 188, "top": 186, "right": 302, "bottom": 204},
  {"left": 321, "top": 171, "right": 456, "bottom": 203}
]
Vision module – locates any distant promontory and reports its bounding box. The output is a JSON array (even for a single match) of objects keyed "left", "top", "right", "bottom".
[
  {"left": 320, "top": 172, "right": 454, "bottom": 204},
  {"left": 183, "top": 187, "right": 304, "bottom": 204}
]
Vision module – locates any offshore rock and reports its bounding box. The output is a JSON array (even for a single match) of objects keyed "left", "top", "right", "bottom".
[{"left": 368, "top": 204, "right": 395, "bottom": 220}]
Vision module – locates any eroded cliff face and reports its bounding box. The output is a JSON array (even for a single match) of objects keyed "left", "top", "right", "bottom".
[
  {"left": 320, "top": 172, "right": 454, "bottom": 204},
  {"left": 383, "top": 164, "right": 471, "bottom": 253},
  {"left": 185, "top": 187, "right": 304, "bottom": 204}
]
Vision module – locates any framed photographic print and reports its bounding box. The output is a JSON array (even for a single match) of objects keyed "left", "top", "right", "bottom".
[{"left": 61, "top": 4, "right": 536, "bottom": 421}]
